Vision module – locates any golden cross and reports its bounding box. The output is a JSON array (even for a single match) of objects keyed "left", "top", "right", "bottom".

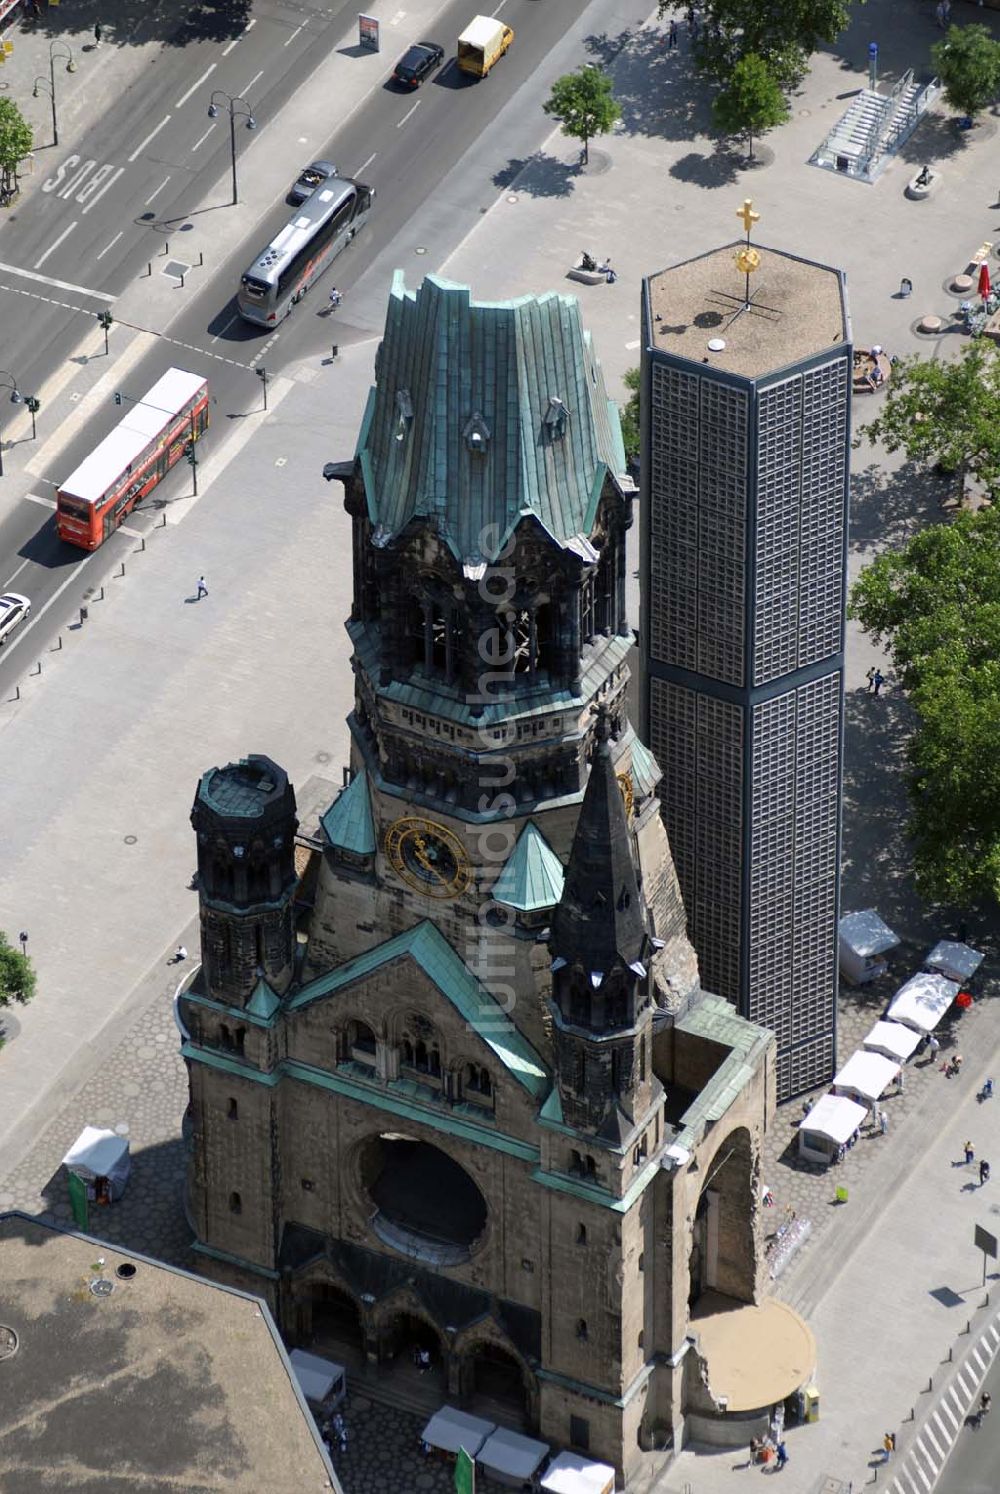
[{"left": 736, "top": 198, "right": 760, "bottom": 236}]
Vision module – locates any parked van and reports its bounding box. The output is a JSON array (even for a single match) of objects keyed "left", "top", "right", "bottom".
[{"left": 457, "top": 15, "right": 514, "bottom": 77}]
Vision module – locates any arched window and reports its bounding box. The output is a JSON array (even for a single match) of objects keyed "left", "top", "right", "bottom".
[
  {"left": 229, "top": 1191, "right": 242, "bottom": 1214},
  {"left": 576, "top": 1319, "right": 588, "bottom": 1341},
  {"left": 466, "top": 1064, "right": 492, "bottom": 1096},
  {"left": 348, "top": 1020, "right": 377, "bottom": 1066},
  {"left": 227, "top": 1097, "right": 238, "bottom": 1121},
  {"left": 234, "top": 1027, "right": 246, "bottom": 1056},
  {"left": 402, "top": 1037, "right": 415, "bottom": 1067}
]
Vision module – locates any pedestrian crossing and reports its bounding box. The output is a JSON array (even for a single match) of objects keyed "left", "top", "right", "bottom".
[{"left": 889, "top": 1319, "right": 1000, "bottom": 1494}]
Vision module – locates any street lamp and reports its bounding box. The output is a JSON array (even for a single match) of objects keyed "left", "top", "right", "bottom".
[
  {"left": 32, "top": 41, "right": 76, "bottom": 150},
  {"left": 256, "top": 366, "right": 268, "bottom": 412},
  {"left": 0, "top": 372, "right": 25, "bottom": 479},
  {"left": 207, "top": 90, "right": 257, "bottom": 207}
]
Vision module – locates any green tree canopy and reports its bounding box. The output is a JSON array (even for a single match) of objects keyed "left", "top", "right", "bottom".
[
  {"left": 662, "top": 0, "right": 856, "bottom": 87},
  {"left": 619, "top": 367, "right": 640, "bottom": 464},
  {"left": 0, "top": 931, "right": 35, "bottom": 1010},
  {"left": 932, "top": 23, "right": 1000, "bottom": 122},
  {"left": 712, "top": 52, "right": 789, "bottom": 158},
  {"left": 856, "top": 342, "right": 1000, "bottom": 502},
  {"left": 849, "top": 505, "right": 1000, "bottom": 905},
  {"left": 543, "top": 66, "right": 621, "bottom": 165},
  {"left": 0, "top": 98, "right": 32, "bottom": 201}
]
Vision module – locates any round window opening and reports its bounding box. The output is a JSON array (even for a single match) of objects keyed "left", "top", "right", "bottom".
[{"left": 361, "top": 1134, "right": 487, "bottom": 1264}]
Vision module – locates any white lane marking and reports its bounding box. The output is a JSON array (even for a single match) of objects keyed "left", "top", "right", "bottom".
[
  {"left": 221, "top": 36, "right": 240, "bottom": 55},
  {"left": 397, "top": 100, "right": 420, "bottom": 128},
  {"left": 0, "top": 547, "right": 98, "bottom": 664},
  {"left": 4, "top": 558, "right": 31, "bottom": 588},
  {"left": 144, "top": 175, "right": 171, "bottom": 206},
  {"left": 0, "top": 260, "right": 115, "bottom": 302},
  {"left": 210, "top": 312, "right": 238, "bottom": 345},
  {"left": 355, "top": 151, "right": 377, "bottom": 175},
  {"left": 119, "top": 522, "right": 142, "bottom": 538},
  {"left": 24, "top": 492, "right": 57, "bottom": 510},
  {"left": 922, "top": 1423, "right": 945, "bottom": 1461},
  {"left": 241, "top": 69, "right": 263, "bottom": 97},
  {"left": 175, "top": 63, "right": 217, "bottom": 109},
  {"left": 284, "top": 22, "right": 303, "bottom": 45},
  {"left": 34, "top": 222, "right": 77, "bottom": 271},
  {"left": 190, "top": 123, "right": 215, "bottom": 152},
  {"left": 493, "top": 0, "right": 508, "bottom": 11},
  {"left": 96, "top": 230, "right": 124, "bottom": 261},
  {"left": 246, "top": 16, "right": 256, "bottom": 29},
  {"left": 127, "top": 115, "right": 171, "bottom": 164},
  {"left": 80, "top": 166, "right": 125, "bottom": 216}
]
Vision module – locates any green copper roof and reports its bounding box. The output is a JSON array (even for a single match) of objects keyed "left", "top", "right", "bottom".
[
  {"left": 492, "top": 822, "right": 565, "bottom": 911},
  {"left": 628, "top": 734, "right": 660, "bottom": 800},
  {"left": 321, "top": 772, "right": 376, "bottom": 855},
  {"left": 246, "top": 977, "right": 281, "bottom": 1021},
  {"left": 357, "top": 273, "right": 627, "bottom": 564},
  {"left": 289, "top": 921, "right": 550, "bottom": 1098}
]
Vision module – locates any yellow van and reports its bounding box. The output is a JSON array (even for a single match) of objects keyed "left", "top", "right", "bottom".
[{"left": 457, "top": 15, "right": 514, "bottom": 77}]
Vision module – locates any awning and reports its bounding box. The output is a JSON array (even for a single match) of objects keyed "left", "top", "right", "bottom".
[
  {"left": 477, "top": 1427, "right": 550, "bottom": 1481},
  {"left": 798, "top": 1093, "right": 868, "bottom": 1145},
  {"left": 61, "top": 1126, "right": 130, "bottom": 1185},
  {"left": 862, "top": 1020, "right": 922, "bottom": 1063},
  {"left": 888, "top": 971, "right": 959, "bottom": 1032},
  {"left": 832, "top": 1049, "right": 900, "bottom": 1102},
  {"left": 925, "top": 940, "right": 984, "bottom": 985},
  {"left": 420, "top": 1406, "right": 495, "bottom": 1457},
  {"left": 839, "top": 909, "right": 900, "bottom": 958},
  {"left": 540, "top": 1450, "right": 616, "bottom": 1494},
  {"left": 288, "top": 1348, "right": 344, "bottom": 1405}
]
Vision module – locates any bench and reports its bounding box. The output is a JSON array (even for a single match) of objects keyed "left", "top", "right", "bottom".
[{"left": 567, "top": 259, "right": 607, "bottom": 286}]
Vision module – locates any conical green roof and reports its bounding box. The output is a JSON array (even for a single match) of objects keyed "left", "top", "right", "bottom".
[
  {"left": 492, "top": 822, "right": 565, "bottom": 911},
  {"left": 246, "top": 976, "right": 280, "bottom": 1021},
  {"left": 321, "top": 772, "right": 376, "bottom": 856}
]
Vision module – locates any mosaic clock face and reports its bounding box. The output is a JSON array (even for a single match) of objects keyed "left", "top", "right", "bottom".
[{"left": 384, "top": 817, "right": 472, "bottom": 898}]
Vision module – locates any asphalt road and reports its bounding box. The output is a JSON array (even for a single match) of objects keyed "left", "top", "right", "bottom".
[
  {"left": 0, "top": 0, "right": 646, "bottom": 692},
  {"left": 935, "top": 1347, "right": 1000, "bottom": 1493}
]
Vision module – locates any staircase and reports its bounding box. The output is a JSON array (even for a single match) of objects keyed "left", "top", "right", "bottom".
[{"left": 811, "top": 72, "right": 940, "bottom": 183}]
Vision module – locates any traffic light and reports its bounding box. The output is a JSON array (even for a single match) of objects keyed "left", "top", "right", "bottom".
[
  {"left": 184, "top": 441, "right": 197, "bottom": 466},
  {"left": 98, "top": 311, "right": 113, "bottom": 331},
  {"left": 114, "top": 393, "right": 122, "bottom": 405},
  {"left": 25, "top": 396, "right": 40, "bottom": 415}
]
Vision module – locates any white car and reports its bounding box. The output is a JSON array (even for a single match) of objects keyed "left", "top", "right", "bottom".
[{"left": 0, "top": 592, "right": 30, "bottom": 645}]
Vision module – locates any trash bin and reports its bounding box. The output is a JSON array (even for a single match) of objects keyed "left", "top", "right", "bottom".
[{"left": 803, "top": 1385, "right": 820, "bottom": 1423}]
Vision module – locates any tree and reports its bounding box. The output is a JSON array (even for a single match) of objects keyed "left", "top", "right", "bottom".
[
  {"left": 932, "top": 23, "right": 1000, "bottom": 123},
  {"left": 849, "top": 505, "right": 1000, "bottom": 905},
  {"left": 543, "top": 66, "right": 621, "bottom": 165},
  {"left": 663, "top": 0, "right": 856, "bottom": 88},
  {"left": 856, "top": 342, "right": 1000, "bottom": 504},
  {"left": 712, "top": 53, "right": 789, "bottom": 159},
  {"left": 0, "top": 98, "right": 32, "bottom": 203},
  {"left": 0, "top": 931, "right": 35, "bottom": 1014},
  {"left": 619, "top": 367, "right": 640, "bottom": 466}
]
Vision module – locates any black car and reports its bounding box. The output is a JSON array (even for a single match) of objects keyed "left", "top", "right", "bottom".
[{"left": 393, "top": 42, "right": 445, "bottom": 88}]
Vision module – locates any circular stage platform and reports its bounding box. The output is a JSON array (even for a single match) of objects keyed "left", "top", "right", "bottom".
[{"left": 693, "top": 1299, "right": 816, "bottom": 1412}]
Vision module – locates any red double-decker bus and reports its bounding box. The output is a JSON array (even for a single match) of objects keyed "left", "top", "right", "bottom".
[{"left": 56, "top": 367, "right": 209, "bottom": 550}]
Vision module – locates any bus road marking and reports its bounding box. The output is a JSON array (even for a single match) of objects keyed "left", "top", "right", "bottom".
[
  {"left": 144, "top": 176, "right": 172, "bottom": 206},
  {"left": 175, "top": 63, "right": 217, "bottom": 110},
  {"left": 240, "top": 69, "right": 264, "bottom": 97},
  {"left": 0, "top": 261, "right": 116, "bottom": 301},
  {"left": 397, "top": 100, "right": 421, "bottom": 128},
  {"left": 191, "top": 124, "right": 216, "bottom": 152},
  {"left": 34, "top": 223, "right": 77, "bottom": 271},
  {"left": 127, "top": 115, "right": 171, "bottom": 165},
  {"left": 356, "top": 152, "right": 377, "bottom": 175},
  {"left": 284, "top": 23, "right": 304, "bottom": 45},
  {"left": 24, "top": 492, "right": 57, "bottom": 510},
  {"left": 96, "top": 231, "right": 124, "bottom": 261}
]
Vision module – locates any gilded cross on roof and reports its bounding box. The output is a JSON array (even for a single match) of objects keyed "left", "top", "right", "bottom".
[{"left": 737, "top": 198, "right": 760, "bottom": 236}]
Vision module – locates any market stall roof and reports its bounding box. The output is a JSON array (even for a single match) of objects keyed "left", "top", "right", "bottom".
[
  {"left": 420, "top": 1406, "right": 495, "bottom": 1457},
  {"left": 888, "top": 971, "right": 959, "bottom": 1032},
  {"left": 477, "top": 1427, "right": 550, "bottom": 1480},
  {"left": 925, "top": 940, "right": 984, "bottom": 985},
  {"left": 798, "top": 1093, "right": 868, "bottom": 1145},
  {"left": 540, "top": 1450, "right": 616, "bottom": 1494},
  {"left": 863, "top": 1020, "right": 922, "bottom": 1063},
  {"left": 288, "top": 1349, "right": 342, "bottom": 1405},
  {"left": 839, "top": 909, "right": 900, "bottom": 958},
  {"left": 61, "top": 1126, "right": 129, "bottom": 1181},
  {"left": 832, "top": 1049, "right": 900, "bottom": 1102}
]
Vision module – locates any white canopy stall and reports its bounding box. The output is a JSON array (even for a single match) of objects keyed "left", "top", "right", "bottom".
[
  {"left": 862, "top": 1020, "right": 922, "bottom": 1064},
  {"left": 420, "top": 1406, "right": 495, "bottom": 1458},
  {"left": 839, "top": 909, "right": 900, "bottom": 986},
  {"left": 832, "top": 1049, "right": 900, "bottom": 1104},
  {"left": 924, "top": 940, "right": 984, "bottom": 985},
  {"left": 798, "top": 1093, "right": 868, "bottom": 1164},
  {"left": 477, "top": 1427, "right": 550, "bottom": 1487},
  {"left": 540, "top": 1450, "right": 616, "bottom": 1494},
  {"left": 61, "top": 1126, "right": 131, "bottom": 1202},
  {"left": 888, "top": 971, "right": 959, "bottom": 1033},
  {"left": 288, "top": 1348, "right": 346, "bottom": 1411}
]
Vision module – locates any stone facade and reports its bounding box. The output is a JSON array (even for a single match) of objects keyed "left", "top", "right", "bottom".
[{"left": 179, "top": 277, "right": 777, "bottom": 1482}]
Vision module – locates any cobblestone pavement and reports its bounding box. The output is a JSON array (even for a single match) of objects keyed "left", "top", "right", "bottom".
[{"left": 332, "top": 1398, "right": 456, "bottom": 1494}]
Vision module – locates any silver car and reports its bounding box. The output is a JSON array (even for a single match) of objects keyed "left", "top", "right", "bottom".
[
  {"left": 0, "top": 592, "right": 30, "bottom": 645},
  {"left": 289, "top": 160, "right": 338, "bottom": 204}
]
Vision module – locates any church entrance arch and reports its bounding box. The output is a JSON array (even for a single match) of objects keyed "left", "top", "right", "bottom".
[
  {"left": 462, "top": 1340, "right": 532, "bottom": 1426},
  {"left": 377, "top": 1310, "right": 447, "bottom": 1398},
  {"left": 309, "top": 1282, "right": 366, "bottom": 1362},
  {"left": 689, "top": 1126, "right": 756, "bottom": 1309}
]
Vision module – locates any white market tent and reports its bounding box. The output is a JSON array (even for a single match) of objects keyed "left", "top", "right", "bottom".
[
  {"left": 888, "top": 971, "right": 960, "bottom": 1033},
  {"left": 798, "top": 1093, "right": 868, "bottom": 1164},
  {"left": 925, "top": 940, "right": 985, "bottom": 985},
  {"left": 477, "top": 1427, "right": 550, "bottom": 1486},
  {"left": 832, "top": 1049, "right": 900, "bottom": 1103},
  {"left": 839, "top": 909, "right": 900, "bottom": 985},
  {"left": 288, "top": 1349, "right": 345, "bottom": 1408},
  {"left": 541, "top": 1450, "right": 616, "bottom": 1494},
  {"left": 421, "top": 1406, "right": 495, "bottom": 1457},
  {"left": 61, "top": 1126, "right": 131, "bottom": 1200},
  {"left": 863, "top": 1020, "right": 922, "bottom": 1063}
]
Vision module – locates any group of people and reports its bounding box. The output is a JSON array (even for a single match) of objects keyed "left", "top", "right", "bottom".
[
  {"left": 579, "top": 252, "right": 618, "bottom": 284},
  {"left": 320, "top": 1411, "right": 349, "bottom": 1457},
  {"left": 749, "top": 1435, "right": 788, "bottom": 1469}
]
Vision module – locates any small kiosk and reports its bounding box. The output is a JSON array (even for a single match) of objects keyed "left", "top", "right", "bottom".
[
  {"left": 798, "top": 1094, "right": 868, "bottom": 1164},
  {"left": 862, "top": 1019, "right": 922, "bottom": 1064},
  {"left": 288, "top": 1349, "right": 346, "bottom": 1413},
  {"left": 888, "top": 971, "right": 959, "bottom": 1033},
  {"left": 838, "top": 910, "right": 899, "bottom": 985},
  {"left": 831, "top": 1049, "right": 900, "bottom": 1105},
  {"left": 62, "top": 1126, "right": 131, "bottom": 1206},
  {"left": 924, "top": 940, "right": 984, "bottom": 986},
  {"left": 477, "top": 1427, "right": 550, "bottom": 1487},
  {"left": 540, "top": 1451, "right": 617, "bottom": 1494}
]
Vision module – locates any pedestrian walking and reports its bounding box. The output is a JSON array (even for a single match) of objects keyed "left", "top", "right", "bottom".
[
  {"left": 880, "top": 1110, "right": 888, "bottom": 1136},
  {"left": 965, "top": 1140, "right": 975, "bottom": 1164},
  {"left": 935, "top": 0, "right": 945, "bottom": 22},
  {"left": 775, "top": 1441, "right": 788, "bottom": 1469},
  {"left": 668, "top": 18, "right": 678, "bottom": 47},
  {"left": 927, "top": 1033, "right": 940, "bottom": 1063},
  {"left": 94, "top": 19, "right": 102, "bottom": 45},
  {"left": 980, "top": 1159, "right": 991, "bottom": 1186},
  {"left": 172, "top": 945, "right": 188, "bottom": 964},
  {"left": 943, "top": 0, "right": 951, "bottom": 19},
  {"left": 872, "top": 668, "right": 885, "bottom": 696},
  {"left": 196, "top": 576, "right": 208, "bottom": 599},
  {"left": 882, "top": 1431, "right": 895, "bottom": 1461},
  {"left": 865, "top": 665, "right": 876, "bottom": 692}
]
